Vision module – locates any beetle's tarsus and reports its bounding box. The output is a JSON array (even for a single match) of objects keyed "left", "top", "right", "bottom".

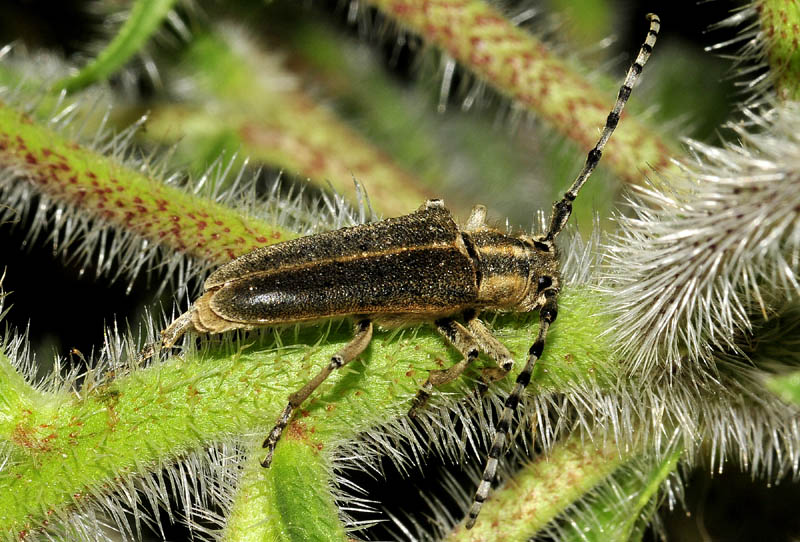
[
  {"left": 476, "top": 366, "right": 509, "bottom": 395},
  {"left": 408, "top": 382, "right": 434, "bottom": 418},
  {"left": 410, "top": 318, "right": 482, "bottom": 417},
  {"left": 135, "top": 343, "right": 157, "bottom": 364},
  {"left": 261, "top": 403, "right": 294, "bottom": 467}
]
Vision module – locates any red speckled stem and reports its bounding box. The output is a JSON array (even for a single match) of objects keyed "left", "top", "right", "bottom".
[
  {"left": 757, "top": 0, "right": 800, "bottom": 100},
  {"left": 369, "top": 0, "right": 679, "bottom": 183},
  {"left": 0, "top": 102, "right": 294, "bottom": 265}
]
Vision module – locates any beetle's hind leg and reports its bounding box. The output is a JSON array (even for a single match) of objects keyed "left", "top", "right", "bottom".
[{"left": 261, "top": 318, "right": 373, "bottom": 468}]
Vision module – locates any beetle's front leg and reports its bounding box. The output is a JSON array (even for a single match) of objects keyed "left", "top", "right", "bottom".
[
  {"left": 261, "top": 318, "right": 373, "bottom": 467},
  {"left": 466, "top": 318, "right": 514, "bottom": 395},
  {"left": 466, "top": 290, "right": 558, "bottom": 528},
  {"left": 408, "top": 317, "right": 480, "bottom": 417}
]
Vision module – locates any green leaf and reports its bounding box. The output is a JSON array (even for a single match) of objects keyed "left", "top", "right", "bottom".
[
  {"left": 54, "top": 0, "right": 178, "bottom": 93},
  {"left": 223, "top": 438, "right": 347, "bottom": 542}
]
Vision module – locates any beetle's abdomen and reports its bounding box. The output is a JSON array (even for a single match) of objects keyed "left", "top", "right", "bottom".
[{"left": 209, "top": 246, "right": 478, "bottom": 324}]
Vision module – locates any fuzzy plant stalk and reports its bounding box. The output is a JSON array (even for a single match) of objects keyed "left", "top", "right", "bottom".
[
  {"left": 550, "top": 447, "right": 683, "bottom": 542},
  {"left": 222, "top": 437, "right": 347, "bottom": 541},
  {"left": 442, "top": 435, "right": 631, "bottom": 542},
  {"left": 366, "top": 0, "right": 681, "bottom": 185},
  {"left": 0, "top": 99, "right": 295, "bottom": 263}
]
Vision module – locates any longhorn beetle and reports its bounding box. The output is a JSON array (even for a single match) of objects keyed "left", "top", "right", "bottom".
[{"left": 154, "top": 14, "right": 659, "bottom": 529}]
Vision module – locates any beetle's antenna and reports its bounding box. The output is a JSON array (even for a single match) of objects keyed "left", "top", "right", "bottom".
[
  {"left": 465, "top": 14, "right": 660, "bottom": 530},
  {"left": 543, "top": 13, "right": 660, "bottom": 244}
]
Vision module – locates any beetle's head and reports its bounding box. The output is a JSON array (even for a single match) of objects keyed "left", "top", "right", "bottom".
[{"left": 517, "top": 234, "right": 561, "bottom": 312}]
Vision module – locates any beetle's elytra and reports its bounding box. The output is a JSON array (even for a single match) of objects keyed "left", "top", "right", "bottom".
[
  {"left": 168, "top": 199, "right": 558, "bottom": 335},
  {"left": 155, "top": 13, "right": 660, "bottom": 529}
]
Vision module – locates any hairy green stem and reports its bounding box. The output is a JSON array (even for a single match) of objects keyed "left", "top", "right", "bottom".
[
  {"left": 0, "top": 356, "right": 60, "bottom": 437},
  {"left": 560, "top": 447, "right": 682, "bottom": 541},
  {"left": 0, "top": 101, "right": 294, "bottom": 264},
  {"left": 223, "top": 437, "right": 347, "bottom": 542},
  {"left": 757, "top": 0, "right": 800, "bottom": 100},
  {"left": 447, "top": 435, "right": 629, "bottom": 541}
]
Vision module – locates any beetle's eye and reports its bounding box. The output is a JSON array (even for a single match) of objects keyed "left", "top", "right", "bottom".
[{"left": 537, "top": 276, "right": 552, "bottom": 291}]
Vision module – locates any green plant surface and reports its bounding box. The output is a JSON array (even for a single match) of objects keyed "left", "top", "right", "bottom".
[
  {"left": 549, "top": 0, "right": 612, "bottom": 47},
  {"left": 558, "top": 447, "right": 682, "bottom": 542},
  {"left": 223, "top": 437, "right": 347, "bottom": 542},
  {"left": 0, "top": 286, "right": 613, "bottom": 538},
  {"left": 766, "top": 371, "right": 800, "bottom": 405},
  {"left": 0, "top": 354, "right": 61, "bottom": 434}
]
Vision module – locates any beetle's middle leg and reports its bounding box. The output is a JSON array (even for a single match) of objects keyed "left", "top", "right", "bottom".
[
  {"left": 408, "top": 317, "right": 480, "bottom": 417},
  {"left": 261, "top": 318, "right": 373, "bottom": 467}
]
